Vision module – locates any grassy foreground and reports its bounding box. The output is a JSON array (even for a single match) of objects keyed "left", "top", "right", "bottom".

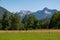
[{"left": 0, "top": 30, "right": 60, "bottom": 40}]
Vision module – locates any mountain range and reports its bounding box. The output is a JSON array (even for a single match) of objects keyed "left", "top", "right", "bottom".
[
  {"left": 0, "top": 6, "right": 58, "bottom": 20},
  {"left": 18, "top": 7, "right": 57, "bottom": 20}
]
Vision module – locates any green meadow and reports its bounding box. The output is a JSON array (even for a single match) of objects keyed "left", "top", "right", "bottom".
[{"left": 0, "top": 32, "right": 60, "bottom": 40}]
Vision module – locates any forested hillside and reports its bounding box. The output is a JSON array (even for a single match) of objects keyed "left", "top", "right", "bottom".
[{"left": 0, "top": 11, "right": 60, "bottom": 30}]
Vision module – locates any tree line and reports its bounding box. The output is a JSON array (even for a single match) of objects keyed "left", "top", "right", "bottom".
[{"left": 0, "top": 11, "right": 60, "bottom": 30}]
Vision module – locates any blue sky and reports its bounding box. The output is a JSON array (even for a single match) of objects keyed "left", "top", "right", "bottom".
[{"left": 0, "top": 0, "right": 60, "bottom": 12}]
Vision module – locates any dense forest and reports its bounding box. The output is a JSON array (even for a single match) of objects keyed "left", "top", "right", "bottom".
[{"left": 0, "top": 11, "right": 60, "bottom": 30}]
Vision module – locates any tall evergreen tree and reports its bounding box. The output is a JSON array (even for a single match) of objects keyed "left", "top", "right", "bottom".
[
  {"left": 0, "top": 19, "right": 2, "bottom": 30},
  {"left": 23, "top": 14, "right": 36, "bottom": 30},
  {"left": 2, "top": 11, "right": 11, "bottom": 30},
  {"left": 22, "top": 14, "right": 29, "bottom": 30},
  {"left": 28, "top": 14, "right": 36, "bottom": 29},
  {"left": 35, "top": 20, "right": 41, "bottom": 29},
  {"left": 10, "top": 13, "right": 21, "bottom": 30},
  {"left": 49, "top": 12, "right": 60, "bottom": 29}
]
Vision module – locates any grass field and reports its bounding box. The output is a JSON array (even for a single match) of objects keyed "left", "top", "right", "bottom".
[{"left": 0, "top": 30, "right": 60, "bottom": 40}]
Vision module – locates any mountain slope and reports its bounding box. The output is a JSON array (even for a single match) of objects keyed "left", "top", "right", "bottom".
[
  {"left": 18, "top": 10, "right": 32, "bottom": 19},
  {"left": 0, "top": 6, "right": 11, "bottom": 19},
  {"left": 34, "top": 7, "right": 57, "bottom": 20}
]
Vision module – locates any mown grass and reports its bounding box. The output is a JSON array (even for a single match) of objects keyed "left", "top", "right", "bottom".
[{"left": 0, "top": 31, "right": 60, "bottom": 40}]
